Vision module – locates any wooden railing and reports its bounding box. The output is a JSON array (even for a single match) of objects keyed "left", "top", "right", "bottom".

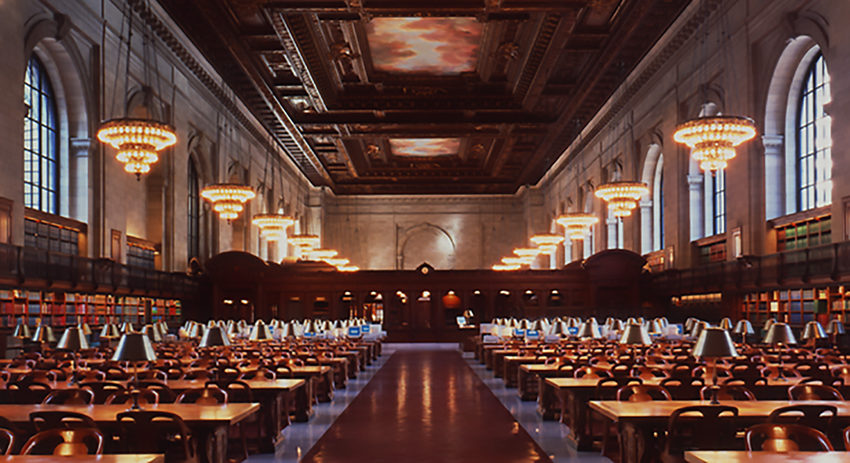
[
  {"left": 0, "top": 242, "right": 198, "bottom": 298},
  {"left": 652, "top": 241, "right": 850, "bottom": 295}
]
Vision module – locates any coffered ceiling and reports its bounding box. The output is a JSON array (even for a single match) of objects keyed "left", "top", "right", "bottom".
[{"left": 158, "top": 0, "right": 689, "bottom": 194}]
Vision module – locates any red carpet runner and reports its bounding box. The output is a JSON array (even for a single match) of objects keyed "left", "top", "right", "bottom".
[{"left": 302, "top": 349, "right": 551, "bottom": 462}]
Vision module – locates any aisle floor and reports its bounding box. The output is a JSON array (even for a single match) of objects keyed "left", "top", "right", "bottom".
[{"left": 248, "top": 344, "right": 610, "bottom": 462}]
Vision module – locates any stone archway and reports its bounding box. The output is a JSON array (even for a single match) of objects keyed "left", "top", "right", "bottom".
[{"left": 398, "top": 223, "right": 456, "bottom": 270}]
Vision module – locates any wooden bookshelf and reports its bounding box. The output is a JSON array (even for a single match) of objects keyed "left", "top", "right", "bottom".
[
  {"left": 0, "top": 289, "right": 182, "bottom": 328},
  {"left": 740, "top": 286, "right": 839, "bottom": 328}
]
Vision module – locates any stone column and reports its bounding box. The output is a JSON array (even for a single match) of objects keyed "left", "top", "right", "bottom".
[
  {"left": 639, "top": 199, "right": 653, "bottom": 254},
  {"left": 762, "top": 135, "right": 785, "bottom": 219},
  {"left": 688, "top": 174, "right": 704, "bottom": 241},
  {"left": 606, "top": 217, "right": 619, "bottom": 249},
  {"left": 563, "top": 237, "right": 572, "bottom": 265}
]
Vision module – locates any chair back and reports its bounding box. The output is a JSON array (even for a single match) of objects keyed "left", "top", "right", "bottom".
[
  {"left": 29, "top": 411, "right": 97, "bottom": 432},
  {"left": 0, "top": 427, "right": 14, "bottom": 455},
  {"left": 105, "top": 389, "right": 160, "bottom": 406},
  {"left": 238, "top": 368, "right": 276, "bottom": 380},
  {"left": 746, "top": 423, "right": 834, "bottom": 451},
  {"left": 663, "top": 405, "right": 739, "bottom": 458},
  {"left": 42, "top": 389, "right": 95, "bottom": 405},
  {"left": 594, "top": 377, "right": 642, "bottom": 400},
  {"left": 137, "top": 381, "right": 178, "bottom": 403},
  {"left": 21, "top": 428, "right": 103, "bottom": 455},
  {"left": 574, "top": 366, "right": 611, "bottom": 379},
  {"left": 116, "top": 410, "right": 196, "bottom": 461},
  {"left": 176, "top": 385, "right": 228, "bottom": 405},
  {"left": 721, "top": 376, "right": 767, "bottom": 388},
  {"left": 767, "top": 404, "right": 837, "bottom": 433},
  {"left": 80, "top": 381, "right": 126, "bottom": 404},
  {"left": 136, "top": 370, "right": 168, "bottom": 381},
  {"left": 616, "top": 384, "right": 672, "bottom": 402},
  {"left": 206, "top": 380, "right": 253, "bottom": 403},
  {"left": 788, "top": 384, "right": 844, "bottom": 401},
  {"left": 6, "top": 380, "right": 52, "bottom": 404}
]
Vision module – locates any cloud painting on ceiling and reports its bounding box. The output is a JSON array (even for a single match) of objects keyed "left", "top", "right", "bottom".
[
  {"left": 366, "top": 17, "right": 482, "bottom": 74},
  {"left": 389, "top": 138, "right": 461, "bottom": 157}
]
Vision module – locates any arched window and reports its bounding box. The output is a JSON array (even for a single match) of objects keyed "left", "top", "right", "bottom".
[
  {"left": 23, "top": 56, "right": 58, "bottom": 214},
  {"left": 796, "top": 52, "right": 831, "bottom": 211},
  {"left": 187, "top": 160, "right": 200, "bottom": 261},
  {"left": 656, "top": 170, "right": 664, "bottom": 249},
  {"left": 711, "top": 170, "right": 726, "bottom": 235}
]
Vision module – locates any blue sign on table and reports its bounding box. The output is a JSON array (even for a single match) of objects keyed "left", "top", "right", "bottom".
[
  {"left": 567, "top": 327, "right": 579, "bottom": 335},
  {"left": 361, "top": 325, "right": 371, "bottom": 333},
  {"left": 348, "top": 326, "right": 362, "bottom": 337},
  {"left": 526, "top": 330, "right": 539, "bottom": 338},
  {"left": 304, "top": 332, "right": 316, "bottom": 338},
  {"left": 514, "top": 329, "right": 525, "bottom": 337}
]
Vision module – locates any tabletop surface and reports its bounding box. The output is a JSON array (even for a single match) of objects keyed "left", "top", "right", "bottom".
[
  {"left": 0, "top": 378, "right": 305, "bottom": 391},
  {"left": 0, "top": 455, "right": 164, "bottom": 463},
  {"left": 684, "top": 451, "right": 850, "bottom": 462},
  {"left": 0, "top": 403, "right": 259, "bottom": 425},
  {"left": 589, "top": 400, "right": 850, "bottom": 421},
  {"left": 546, "top": 377, "right": 800, "bottom": 389}
]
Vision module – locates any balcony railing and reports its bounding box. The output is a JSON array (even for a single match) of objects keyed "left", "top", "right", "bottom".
[
  {"left": 652, "top": 241, "right": 850, "bottom": 295},
  {"left": 0, "top": 242, "right": 198, "bottom": 298}
]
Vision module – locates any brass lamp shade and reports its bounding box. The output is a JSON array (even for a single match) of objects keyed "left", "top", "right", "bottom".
[
  {"left": 249, "top": 321, "right": 273, "bottom": 342},
  {"left": 734, "top": 319, "right": 755, "bottom": 335},
  {"left": 199, "top": 326, "right": 231, "bottom": 347},
  {"left": 142, "top": 324, "right": 162, "bottom": 343},
  {"left": 719, "top": 318, "right": 733, "bottom": 330},
  {"left": 57, "top": 327, "right": 89, "bottom": 351},
  {"left": 32, "top": 325, "right": 56, "bottom": 343},
  {"left": 568, "top": 318, "right": 581, "bottom": 329},
  {"left": 187, "top": 323, "right": 205, "bottom": 339},
  {"left": 78, "top": 323, "right": 92, "bottom": 336},
  {"left": 763, "top": 318, "right": 776, "bottom": 331},
  {"left": 619, "top": 323, "right": 651, "bottom": 345},
  {"left": 549, "top": 321, "right": 564, "bottom": 336},
  {"left": 648, "top": 320, "right": 662, "bottom": 335},
  {"left": 827, "top": 319, "right": 846, "bottom": 335},
  {"left": 692, "top": 327, "right": 738, "bottom": 358},
  {"left": 121, "top": 322, "right": 135, "bottom": 334},
  {"left": 111, "top": 333, "right": 157, "bottom": 362},
  {"left": 684, "top": 318, "right": 696, "bottom": 332},
  {"left": 764, "top": 322, "right": 797, "bottom": 345},
  {"left": 611, "top": 319, "right": 625, "bottom": 332},
  {"left": 577, "top": 320, "right": 601, "bottom": 339},
  {"left": 12, "top": 323, "right": 31, "bottom": 339},
  {"left": 100, "top": 323, "right": 120, "bottom": 339},
  {"left": 691, "top": 321, "right": 709, "bottom": 339},
  {"left": 802, "top": 321, "right": 827, "bottom": 340}
]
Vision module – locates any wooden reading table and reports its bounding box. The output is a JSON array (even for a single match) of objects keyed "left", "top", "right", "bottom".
[
  {"left": 685, "top": 451, "right": 850, "bottom": 462},
  {"left": 0, "top": 456, "right": 165, "bottom": 463}
]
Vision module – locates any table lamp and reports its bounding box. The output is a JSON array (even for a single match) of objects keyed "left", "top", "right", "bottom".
[
  {"left": 763, "top": 318, "right": 776, "bottom": 334},
  {"left": 577, "top": 320, "right": 601, "bottom": 340},
  {"left": 57, "top": 326, "right": 89, "bottom": 386},
  {"left": 826, "top": 318, "right": 845, "bottom": 349},
  {"left": 249, "top": 320, "right": 273, "bottom": 342},
  {"left": 199, "top": 325, "right": 231, "bottom": 348},
  {"left": 142, "top": 324, "right": 162, "bottom": 343},
  {"left": 619, "top": 322, "right": 651, "bottom": 345},
  {"left": 111, "top": 333, "right": 157, "bottom": 409},
  {"left": 733, "top": 319, "right": 755, "bottom": 345},
  {"left": 802, "top": 320, "right": 827, "bottom": 348},
  {"left": 692, "top": 327, "right": 738, "bottom": 404},
  {"left": 647, "top": 320, "right": 663, "bottom": 336},
  {"left": 691, "top": 321, "right": 709, "bottom": 340},
  {"left": 12, "top": 320, "right": 31, "bottom": 340},
  {"left": 187, "top": 322, "right": 205, "bottom": 339},
  {"left": 31, "top": 324, "right": 56, "bottom": 343},
  {"left": 719, "top": 318, "right": 733, "bottom": 331},
  {"left": 764, "top": 322, "right": 796, "bottom": 381},
  {"left": 121, "top": 322, "right": 135, "bottom": 334},
  {"left": 78, "top": 322, "right": 92, "bottom": 336},
  {"left": 611, "top": 319, "right": 625, "bottom": 333}
]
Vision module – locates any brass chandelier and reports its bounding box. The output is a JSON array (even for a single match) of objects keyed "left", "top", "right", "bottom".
[
  {"left": 673, "top": 115, "right": 756, "bottom": 172},
  {"left": 556, "top": 213, "right": 599, "bottom": 240},
  {"left": 595, "top": 181, "right": 649, "bottom": 217},
  {"left": 201, "top": 183, "right": 256, "bottom": 221},
  {"left": 251, "top": 213, "right": 295, "bottom": 240},
  {"left": 530, "top": 233, "right": 564, "bottom": 254}
]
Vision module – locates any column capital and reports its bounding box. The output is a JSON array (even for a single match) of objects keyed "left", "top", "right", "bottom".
[
  {"left": 762, "top": 135, "right": 784, "bottom": 150},
  {"left": 639, "top": 199, "right": 653, "bottom": 209},
  {"left": 687, "top": 174, "right": 704, "bottom": 189}
]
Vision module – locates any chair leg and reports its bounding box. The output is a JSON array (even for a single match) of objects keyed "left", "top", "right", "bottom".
[{"left": 239, "top": 423, "right": 248, "bottom": 460}]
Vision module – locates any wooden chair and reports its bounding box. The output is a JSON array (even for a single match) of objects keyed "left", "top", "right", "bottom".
[
  {"left": 183, "top": 369, "right": 213, "bottom": 381},
  {"left": 156, "top": 366, "right": 185, "bottom": 380},
  {"left": 660, "top": 405, "right": 739, "bottom": 463},
  {"left": 176, "top": 385, "right": 228, "bottom": 405},
  {"left": 6, "top": 380, "right": 52, "bottom": 404},
  {"left": 100, "top": 366, "right": 130, "bottom": 380},
  {"left": 29, "top": 411, "right": 98, "bottom": 432},
  {"left": 42, "top": 388, "right": 95, "bottom": 405},
  {"left": 0, "top": 427, "right": 14, "bottom": 455},
  {"left": 616, "top": 384, "right": 672, "bottom": 402},
  {"left": 767, "top": 404, "right": 837, "bottom": 436},
  {"left": 136, "top": 370, "right": 168, "bottom": 381},
  {"left": 574, "top": 366, "right": 611, "bottom": 379},
  {"left": 788, "top": 384, "right": 844, "bottom": 401},
  {"left": 721, "top": 376, "right": 767, "bottom": 388},
  {"left": 207, "top": 380, "right": 257, "bottom": 459},
  {"left": 80, "top": 381, "right": 126, "bottom": 404},
  {"left": 105, "top": 389, "right": 160, "bottom": 406},
  {"left": 745, "top": 423, "right": 833, "bottom": 451},
  {"left": 699, "top": 385, "right": 756, "bottom": 401},
  {"left": 609, "top": 363, "right": 633, "bottom": 378},
  {"left": 630, "top": 365, "right": 666, "bottom": 380},
  {"left": 137, "top": 381, "right": 178, "bottom": 403},
  {"left": 74, "top": 369, "right": 107, "bottom": 382},
  {"left": 116, "top": 411, "right": 199, "bottom": 463},
  {"left": 21, "top": 428, "right": 104, "bottom": 455},
  {"left": 796, "top": 376, "right": 844, "bottom": 388},
  {"left": 842, "top": 425, "right": 850, "bottom": 451}
]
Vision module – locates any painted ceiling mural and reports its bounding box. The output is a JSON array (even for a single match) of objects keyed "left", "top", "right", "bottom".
[
  {"left": 389, "top": 138, "right": 461, "bottom": 157},
  {"left": 366, "top": 17, "right": 482, "bottom": 74}
]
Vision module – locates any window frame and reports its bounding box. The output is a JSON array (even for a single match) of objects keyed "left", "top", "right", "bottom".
[
  {"left": 795, "top": 51, "right": 831, "bottom": 212},
  {"left": 187, "top": 160, "right": 200, "bottom": 261},
  {"left": 23, "top": 55, "right": 59, "bottom": 215}
]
